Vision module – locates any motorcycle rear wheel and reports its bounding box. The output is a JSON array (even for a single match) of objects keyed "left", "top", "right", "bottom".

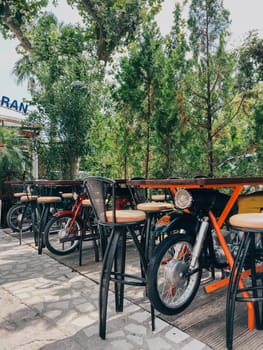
[
  {"left": 44, "top": 214, "right": 80, "bottom": 255},
  {"left": 147, "top": 234, "right": 201, "bottom": 315},
  {"left": 6, "top": 203, "right": 32, "bottom": 233}
]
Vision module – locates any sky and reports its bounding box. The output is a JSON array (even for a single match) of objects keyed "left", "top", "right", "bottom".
[{"left": 1, "top": 0, "right": 263, "bottom": 118}]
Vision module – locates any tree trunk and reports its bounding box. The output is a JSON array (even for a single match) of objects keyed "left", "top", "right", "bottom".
[{"left": 67, "top": 157, "right": 80, "bottom": 179}]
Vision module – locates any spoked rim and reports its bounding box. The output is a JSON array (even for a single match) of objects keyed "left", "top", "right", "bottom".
[
  {"left": 156, "top": 241, "right": 199, "bottom": 308},
  {"left": 45, "top": 215, "right": 80, "bottom": 255}
]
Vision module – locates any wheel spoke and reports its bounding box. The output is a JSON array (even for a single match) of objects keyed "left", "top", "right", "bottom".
[
  {"left": 147, "top": 233, "right": 201, "bottom": 315},
  {"left": 44, "top": 214, "right": 80, "bottom": 255}
]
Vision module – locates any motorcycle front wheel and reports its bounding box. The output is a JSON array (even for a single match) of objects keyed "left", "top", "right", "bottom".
[{"left": 147, "top": 234, "right": 201, "bottom": 315}]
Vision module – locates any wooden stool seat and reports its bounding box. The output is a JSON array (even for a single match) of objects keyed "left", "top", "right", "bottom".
[
  {"left": 106, "top": 209, "right": 146, "bottom": 223},
  {"left": 37, "top": 196, "right": 61, "bottom": 204},
  {"left": 14, "top": 192, "right": 27, "bottom": 198},
  {"left": 82, "top": 199, "right": 91, "bottom": 206},
  {"left": 151, "top": 194, "right": 167, "bottom": 202},
  {"left": 230, "top": 213, "right": 263, "bottom": 230},
  {"left": 61, "top": 193, "right": 74, "bottom": 199},
  {"left": 20, "top": 195, "right": 38, "bottom": 202},
  {"left": 137, "top": 202, "right": 174, "bottom": 212}
]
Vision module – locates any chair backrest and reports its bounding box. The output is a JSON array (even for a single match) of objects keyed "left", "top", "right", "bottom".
[
  {"left": 128, "top": 177, "right": 148, "bottom": 205},
  {"left": 84, "top": 176, "right": 116, "bottom": 224}
]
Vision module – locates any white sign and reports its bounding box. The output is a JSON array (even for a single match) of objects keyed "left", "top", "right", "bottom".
[{"left": 1, "top": 95, "right": 29, "bottom": 114}]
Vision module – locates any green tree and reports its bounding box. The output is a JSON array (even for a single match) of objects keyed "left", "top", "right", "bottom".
[
  {"left": 254, "top": 94, "right": 263, "bottom": 172},
  {"left": 113, "top": 17, "right": 164, "bottom": 178},
  {"left": 14, "top": 15, "right": 103, "bottom": 178},
  {"left": 0, "top": 0, "right": 48, "bottom": 51},
  {"left": 237, "top": 31, "right": 263, "bottom": 90},
  {"left": 0, "top": 1, "right": 164, "bottom": 179},
  {"left": 186, "top": 0, "right": 247, "bottom": 176},
  {"left": 237, "top": 33, "right": 263, "bottom": 175},
  {"left": 0, "top": 0, "right": 163, "bottom": 64},
  {"left": 152, "top": 2, "right": 190, "bottom": 177}
]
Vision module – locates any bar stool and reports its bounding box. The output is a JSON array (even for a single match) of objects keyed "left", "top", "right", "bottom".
[
  {"left": 84, "top": 176, "right": 153, "bottom": 340},
  {"left": 136, "top": 201, "right": 174, "bottom": 262},
  {"left": 128, "top": 178, "right": 174, "bottom": 260},
  {"left": 36, "top": 196, "right": 62, "bottom": 254},
  {"left": 226, "top": 213, "right": 263, "bottom": 350}
]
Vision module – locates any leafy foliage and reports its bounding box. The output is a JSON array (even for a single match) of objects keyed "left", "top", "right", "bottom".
[
  {"left": 0, "top": 128, "right": 29, "bottom": 197},
  {"left": 113, "top": 17, "right": 165, "bottom": 178},
  {"left": 237, "top": 31, "right": 263, "bottom": 90},
  {"left": 17, "top": 15, "right": 104, "bottom": 179},
  {"left": 0, "top": 0, "right": 262, "bottom": 181},
  {"left": 0, "top": 0, "right": 48, "bottom": 50}
]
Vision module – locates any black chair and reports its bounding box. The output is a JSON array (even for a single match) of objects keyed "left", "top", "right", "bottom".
[
  {"left": 84, "top": 176, "right": 154, "bottom": 339},
  {"left": 226, "top": 213, "right": 263, "bottom": 349}
]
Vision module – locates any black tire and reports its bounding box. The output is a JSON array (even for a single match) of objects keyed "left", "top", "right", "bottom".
[
  {"left": 44, "top": 213, "right": 81, "bottom": 255},
  {"left": 147, "top": 234, "right": 201, "bottom": 315},
  {"left": 6, "top": 203, "right": 32, "bottom": 233}
]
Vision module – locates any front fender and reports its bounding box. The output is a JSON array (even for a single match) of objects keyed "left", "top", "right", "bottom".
[{"left": 154, "top": 211, "right": 198, "bottom": 233}]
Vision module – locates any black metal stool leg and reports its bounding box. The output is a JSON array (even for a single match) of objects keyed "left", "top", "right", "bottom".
[
  {"left": 79, "top": 228, "right": 83, "bottom": 266},
  {"left": 144, "top": 214, "right": 152, "bottom": 263},
  {"left": 38, "top": 203, "right": 50, "bottom": 255},
  {"left": 226, "top": 233, "right": 252, "bottom": 350},
  {"left": 99, "top": 228, "right": 121, "bottom": 339},
  {"left": 31, "top": 201, "right": 39, "bottom": 247},
  {"left": 129, "top": 226, "right": 156, "bottom": 331},
  {"left": 19, "top": 202, "right": 29, "bottom": 245},
  {"left": 250, "top": 238, "right": 261, "bottom": 328},
  {"left": 100, "top": 226, "right": 108, "bottom": 259},
  {"left": 115, "top": 228, "right": 126, "bottom": 312},
  {"left": 92, "top": 239, "right": 100, "bottom": 262}
]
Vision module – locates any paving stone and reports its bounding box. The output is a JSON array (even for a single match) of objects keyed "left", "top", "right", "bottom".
[
  {"left": 129, "top": 310, "right": 150, "bottom": 322},
  {"left": 146, "top": 337, "right": 172, "bottom": 350},
  {"left": 0, "top": 229, "right": 212, "bottom": 350},
  {"left": 181, "top": 339, "right": 210, "bottom": 350}
]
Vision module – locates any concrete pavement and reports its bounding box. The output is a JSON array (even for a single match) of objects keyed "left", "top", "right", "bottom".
[{"left": 0, "top": 228, "right": 212, "bottom": 350}]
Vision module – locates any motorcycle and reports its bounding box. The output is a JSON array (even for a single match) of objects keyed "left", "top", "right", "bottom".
[{"left": 147, "top": 187, "right": 239, "bottom": 315}]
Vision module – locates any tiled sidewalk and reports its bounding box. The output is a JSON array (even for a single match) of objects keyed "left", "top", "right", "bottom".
[{"left": 0, "top": 229, "right": 211, "bottom": 350}]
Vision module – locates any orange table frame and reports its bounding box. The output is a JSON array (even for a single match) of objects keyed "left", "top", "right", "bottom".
[{"left": 127, "top": 176, "right": 263, "bottom": 329}]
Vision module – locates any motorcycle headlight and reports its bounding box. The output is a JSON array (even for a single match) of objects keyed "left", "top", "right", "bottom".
[{"left": 174, "top": 189, "right": 193, "bottom": 209}]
